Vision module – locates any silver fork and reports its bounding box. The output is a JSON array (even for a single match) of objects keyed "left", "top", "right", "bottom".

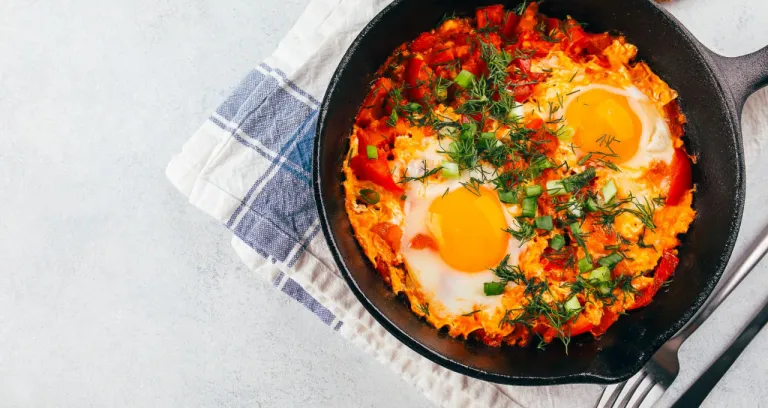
[{"left": 595, "top": 225, "right": 768, "bottom": 408}]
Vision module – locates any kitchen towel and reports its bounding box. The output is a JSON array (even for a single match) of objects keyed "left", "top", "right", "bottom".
[{"left": 158, "top": 0, "right": 739, "bottom": 406}]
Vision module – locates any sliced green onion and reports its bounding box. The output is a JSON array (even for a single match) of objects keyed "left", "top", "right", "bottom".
[
  {"left": 535, "top": 215, "right": 553, "bottom": 230},
  {"left": 546, "top": 179, "right": 567, "bottom": 196},
  {"left": 564, "top": 296, "right": 581, "bottom": 314},
  {"left": 549, "top": 234, "right": 565, "bottom": 251},
  {"left": 366, "top": 145, "right": 378, "bottom": 159},
  {"left": 585, "top": 197, "right": 599, "bottom": 212},
  {"left": 569, "top": 222, "right": 582, "bottom": 236},
  {"left": 567, "top": 197, "right": 583, "bottom": 217},
  {"left": 359, "top": 189, "right": 380, "bottom": 205},
  {"left": 389, "top": 110, "right": 398, "bottom": 124},
  {"left": 563, "top": 167, "right": 596, "bottom": 193},
  {"left": 483, "top": 281, "right": 506, "bottom": 296},
  {"left": 441, "top": 162, "right": 459, "bottom": 178},
  {"left": 454, "top": 69, "right": 475, "bottom": 88},
  {"left": 589, "top": 266, "right": 611, "bottom": 282},
  {"left": 521, "top": 197, "right": 537, "bottom": 218},
  {"left": 577, "top": 257, "right": 592, "bottom": 272},
  {"left": 602, "top": 179, "right": 617, "bottom": 203},
  {"left": 531, "top": 156, "right": 553, "bottom": 172},
  {"left": 405, "top": 102, "right": 422, "bottom": 112},
  {"left": 598, "top": 284, "right": 612, "bottom": 295},
  {"left": 558, "top": 125, "right": 575, "bottom": 141},
  {"left": 498, "top": 190, "right": 518, "bottom": 204},
  {"left": 508, "top": 103, "right": 524, "bottom": 122},
  {"left": 598, "top": 253, "right": 624, "bottom": 269},
  {"left": 526, "top": 185, "right": 543, "bottom": 197}
]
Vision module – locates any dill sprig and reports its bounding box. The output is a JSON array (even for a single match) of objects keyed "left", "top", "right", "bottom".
[
  {"left": 399, "top": 160, "right": 442, "bottom": 184},
  {"left": 504, "top": 218, "right": 536, "bottom": 246}
]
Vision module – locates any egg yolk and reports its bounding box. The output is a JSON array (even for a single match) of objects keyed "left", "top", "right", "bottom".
[
  {"left": 426, "top": 187, "right": 509, "bottom": 272},
  {"left": 565, "top": 88, "right": 642, "bottom": 163}
]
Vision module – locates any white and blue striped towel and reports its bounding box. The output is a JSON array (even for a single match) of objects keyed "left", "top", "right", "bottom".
[{"left": 166, "top": 0, "right": 605, "bottom": 406}]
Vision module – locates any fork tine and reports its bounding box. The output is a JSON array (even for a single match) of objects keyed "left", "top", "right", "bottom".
[
  {"left": 613, "top": 371, "right": 648, "bottom": 408},
  {"left": 627, "top": 375, "right": 656, "bottom": 408},
  {"left": 595, "top": 381, "right": 627, "bottom": 408},
  {"left": 636, "top": 383, "right": 665, "bottom": 408}
]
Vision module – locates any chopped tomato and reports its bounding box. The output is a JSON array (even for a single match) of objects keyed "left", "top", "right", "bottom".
[
  {"left": 410, "top": 234, "right": 437, "bottom": 250},
  {"left": 514, "top": 57, "right": 532, "bottom": 74},
  {"left": 525, "top": 117, "right": 543, "bottom": 130},
  {"left": 666, "top": 149, "right": 692, "bottom": 205},
  {"left": 590, "top": 309, "right": 619, "bottom": 337},
  {"left": 374, "top": 257, "right": 392, "bottom": 285},
  {"left": 568, "top": 313, "right": 594, "bottom": 336},
  {"left": 411, "top": 32, "right": 437, "bottom": 52},
  {"left": 534, "top": 323, "right": 558, "bottom": 343},
  {"left": 372, "top": 222, "right": 403, "bottom": 252},
  {"left": 501, "top": 11, "right": 520, "bottom": 39},
  {"left": 511, "top": 84, "right": 534, "bottom": 102},
  {"left": 630, "top": 250, "right": 679, "bottom": 310},
  {"left": 541, "top": 246, "right": 576, "bottom": 272},
  {"left": 482, "top": 32, "right": 502, "bottom": 50},
  {"left": 461, "top": 58, "right": 486, "bottom": 77},
  {"left": 476, "top": 4, "right": 504, "bottom": 28},
  {"left": 357, "top": 120, "right": 401, "bottom": 155},
  {"left": 429, "top": 47, "right": 456, "bottom": 66},
  {"left": 349, "top": 154, "right": 403, "bottom": 193},
  {"left": 587, "top": 32, "right": 613, "bottom": 54},
  {"left": 564, "top": 23, "right": 588, "bottom": 53},
  {"left": 454, "top": 45, "right": 471, "bottom": 59},
  {"left": 356, "top": 77, "right": 393, "bottom": 127},
  {"left": 405, "top": 57, "right": 434, "bottom": 102},
  {"left": 516, "top": 2, "right": 538, "bottom": 33},
  {"left": 544, "top": 17, "right": 559, "bottom": 32},
  {"left": 532, "top": 128, "right": 559, "bottom": 154},
  {"left": 528, "top": 40, "right": 556, "bottom": 57},
  {"left": 472, "top": 329, "right": 504, "bottom": 347}
]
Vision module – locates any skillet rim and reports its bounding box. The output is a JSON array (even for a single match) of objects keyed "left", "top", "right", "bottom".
[{"left": 313, "top": 0, "right": 745, "bottom": 385}]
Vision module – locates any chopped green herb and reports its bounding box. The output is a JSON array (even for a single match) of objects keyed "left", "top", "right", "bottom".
[
  {"left": 484, "top": 281, "right": 507, "bottom": 296},
  {"left": 359, "top": 189, "right": 380, "bottom": 205}
]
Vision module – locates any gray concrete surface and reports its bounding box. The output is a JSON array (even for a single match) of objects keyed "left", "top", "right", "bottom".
[{"left": 0, "top": 0, "right": 766, "bottom": 407}]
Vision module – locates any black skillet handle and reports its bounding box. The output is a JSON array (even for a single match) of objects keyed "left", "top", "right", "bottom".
[{"left": 706, "top": 45, "right": 768, "bottom": 115}]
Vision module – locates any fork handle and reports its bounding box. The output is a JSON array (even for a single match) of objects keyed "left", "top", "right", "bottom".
[{"left": 676, "top": 224, "right": 768, "bottom": 340}]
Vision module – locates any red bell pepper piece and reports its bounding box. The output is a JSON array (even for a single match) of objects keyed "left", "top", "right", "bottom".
[
  {"left": 349, "top": 154, "right": 403, "bottom": 194},
  {"left": 665, "top": 148, "right": 692, "bottom": 206},
  {"left": 405, "top": 57, "right": 434, "bottom": 102},
  {"left": 590, "top": 309, "right": 619, "bottom": 337},
  {"left": 501, "top": 11, "right": 520, "bottom": 39},
  {"left": 630, "top": 250, "right": 679, "bottom": 310}
]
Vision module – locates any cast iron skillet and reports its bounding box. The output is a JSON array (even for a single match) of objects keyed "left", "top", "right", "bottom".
[{"left": 314, "top": 0, "right": 768, "bottom": 385}]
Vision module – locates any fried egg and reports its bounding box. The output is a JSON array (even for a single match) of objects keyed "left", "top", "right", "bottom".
[
  {"left": 562, "top": 84, "right": 674, "bottom": 169},
  {"left": 399, "top": 164, "right": 524, "bottom": 316}
]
